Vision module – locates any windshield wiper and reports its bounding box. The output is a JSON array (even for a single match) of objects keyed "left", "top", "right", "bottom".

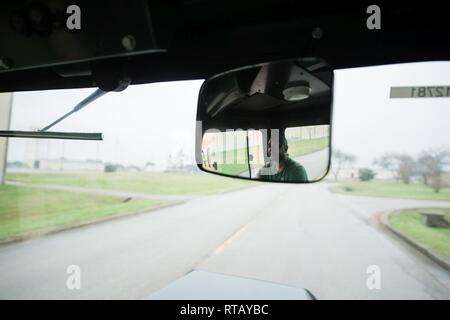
[
  {"left": 39, "top": 88, "right": 106, "bottom": 132},
  {"left": 0, "top": 89, "right": 106, "bottom": 141},
  {"left": 0, "top": 130, "right": 102, "bottom": 140}
]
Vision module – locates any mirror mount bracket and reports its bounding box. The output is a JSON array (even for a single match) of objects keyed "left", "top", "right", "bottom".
[{"left": 91, "top": 59, "right": 131, "bottom": 92}]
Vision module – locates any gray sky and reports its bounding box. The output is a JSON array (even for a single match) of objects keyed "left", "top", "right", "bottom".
[
  {"left": 333, "top": 61, "right": 450, "bottom": 167},
  {"left": 6, "top": 61, "right": 450, "bottom": 168},
  {"left": 8, "top": 80, "right": 203, "bottom": 168}
]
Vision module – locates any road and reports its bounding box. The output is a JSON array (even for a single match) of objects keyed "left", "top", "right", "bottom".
[
  {"left": 0, "top": 183, "right": 449, "bottom": 299},
  {"left": 293, "top": 148, "right": 329, "bottom": 181}
]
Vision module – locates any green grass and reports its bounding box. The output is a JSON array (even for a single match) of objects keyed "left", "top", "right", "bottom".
[
  {"left": 287, "top": 137, "right": 329, "bottom": 158},
  {"left": 333, "top": 180, "right": 450, "bottom": 201},
  {"left": 215, "top": 163, "right": 250, "bottom": 176},
  {"left": 6, "top": 171, "right": 253, "bottom": 195},
  {"left": 213, "top": 147, "right": 250, "bottom": 176},
  {"left": 389, "top": 208, "right": 450, "bottom": 261},
  {"left": 0, "top": 184, "right": 170, "bottom": 239}
]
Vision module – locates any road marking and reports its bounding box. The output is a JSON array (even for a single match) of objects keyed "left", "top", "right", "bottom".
[{"left": 213, "top": 224, "right": 249, "bottom": 255}]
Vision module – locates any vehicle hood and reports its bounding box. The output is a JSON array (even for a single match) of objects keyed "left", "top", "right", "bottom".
[{"left": 146, "top": 270, "right": 315, "bottom": 300}]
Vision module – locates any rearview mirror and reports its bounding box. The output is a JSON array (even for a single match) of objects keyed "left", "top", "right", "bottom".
[{"left": 195, "top": 58, "right": 333, "bottom": 183}]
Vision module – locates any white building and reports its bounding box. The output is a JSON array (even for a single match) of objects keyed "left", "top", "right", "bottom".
[{"left": 28, "top": 158, "right": 105, "bottom": 172}]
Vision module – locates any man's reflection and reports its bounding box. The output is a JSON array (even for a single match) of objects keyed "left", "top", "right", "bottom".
[{"left": 257, "top": 134, "right": 308, "bottom": 182}]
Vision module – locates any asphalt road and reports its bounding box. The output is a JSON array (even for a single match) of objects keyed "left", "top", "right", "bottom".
[
  {"left": 293, "top": 148, "right": 329, "bottom": 181},
  {"left": 0, "top": 183, "right": 449, "bottom": 299}
]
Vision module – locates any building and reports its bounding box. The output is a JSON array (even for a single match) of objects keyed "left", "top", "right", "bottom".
[{"left": 27, "top": 158, "right": 105, "bottom": 172}]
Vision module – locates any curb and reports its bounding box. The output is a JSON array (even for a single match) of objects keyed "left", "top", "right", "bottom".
[
  {"left": 330, "top": 186, "right": 450, "bottom": 203},
  {"left": 0, "top": 182, "right": 257, "bottom": 247},
  {"left": 0, "top": 201, "right": 184, "bottom": 247},
  {"left": 379, "top": 211, "right": 450, "bottom": 272}
]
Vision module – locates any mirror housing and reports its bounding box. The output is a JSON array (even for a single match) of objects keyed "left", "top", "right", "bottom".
[{"left": 195, "top": 57, "right": 333, "bottom": 183}]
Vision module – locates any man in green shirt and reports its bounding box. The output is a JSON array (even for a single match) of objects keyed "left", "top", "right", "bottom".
[{"left": 257, "top": 134, "right": 308, "bottom": 182}]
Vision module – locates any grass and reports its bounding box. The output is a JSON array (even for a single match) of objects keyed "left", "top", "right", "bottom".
[
  {"left": 0, "top": 184, "right": 170, "bottom": 239},
  {"left": 287, "top": 137, "right": 329, "bottom": 158},
  {"left": 389, "top": 208, "right": 450, "bottom": 261},
  {"left": 213, "top": 147, "right": 250, "bottom": 176},
  {"left": 215, "top": 163, "right": 250, "bottom": 176},
  {"left": 1, "top": 170, "right": 253, "bottom": 240},
  {"left": 333, "top": 180, "right": 450, "bottom": 201},
  {"left": 6, "top": 171, "right": 253, "bottom": 195}
]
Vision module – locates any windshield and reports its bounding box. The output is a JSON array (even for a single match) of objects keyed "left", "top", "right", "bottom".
[{"left": 0, "top": 62, "right": 449, "bottom": 299}]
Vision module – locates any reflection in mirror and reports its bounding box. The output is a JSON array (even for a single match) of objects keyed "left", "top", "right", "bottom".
[
  {"left": 201, "top": 125, "right": 330, "bottom": 182},
  {"left": 196, "top": 57, "right": 333, "bottom": 183}
]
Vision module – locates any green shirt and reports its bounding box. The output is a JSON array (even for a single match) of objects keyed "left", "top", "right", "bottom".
[{"left": 258, "top": 158, "right": 308, "bottom": 182}]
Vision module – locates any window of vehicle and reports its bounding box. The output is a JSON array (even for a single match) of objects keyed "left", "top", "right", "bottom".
[{"left": 0, "top": 62, "right": 449, "bottom": 300}]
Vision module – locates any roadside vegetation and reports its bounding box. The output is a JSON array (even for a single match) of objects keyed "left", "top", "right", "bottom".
[
  {"left": 0, "top": 184, "right": 171, "bottom": 240},
  {"left": 286, "top": 136, "right": 329, "bottom": 158},
  {"left": 1, "top": 170, "right": 255, "bottom": 241},
  {"left": 373, "top": 150, "right": 450, "bottom": 192},
  {"left": 333, "top": 180, "right": 450, "bottom": 201},
  {"left": 331, "top": 148, "right": 450, "bottom": 200},
  {"left": 330, "top": 149, "right": 357, "bottom": 182},
  {"left": 389, "top": 208, "right": 450, "bottom": 261},
  {"left": 6, "top": 171, "right": 253, "bottom": 195},
  {"left": 211, "top": 147, "right": 250, "bottom": 176}
]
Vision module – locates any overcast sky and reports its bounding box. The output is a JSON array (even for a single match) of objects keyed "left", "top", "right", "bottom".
[
  {"left": 6, "top": 61, "right": 450, "bottom": 168},
  {"left": 333, "top": 61, "right": 450, "bottom": 166}
]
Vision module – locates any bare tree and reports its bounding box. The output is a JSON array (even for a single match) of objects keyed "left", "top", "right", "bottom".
[
  {"left": 395, "top": 154, "right": 416, "bottom": 184},
  {"left": 417, "top": 149, "right": 450, "bottom": 192},
  {"left": 373, "top": 153, "right": 396, "bottom": 178},
  {"left": 374, "top": 153, "right": 416, "bottom": 184},
  {"left": 331, "top": 149, "right": 356, "bottom": 181}
]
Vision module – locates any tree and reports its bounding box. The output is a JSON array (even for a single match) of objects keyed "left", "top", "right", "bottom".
[
  {"left": 175, "top": 148, "right": 187, "bottom": 169},
  {"left": 373, "top": 153, "right": 396, "bottom": 177},
  {"left": 417, "top": 149, "right": 450, "bottom": 192},
  {"left": 374, "top": 153, "right": 415, "bottom": 184},
  {"left": 167, "top": 148, "right": 189, "bottom": 172},
  {"left": 104, "top": 163, "right": 117, "bottom": 172},
  {"left": 331, "top": 149, "right": 356, "bottom": 181},
  {"left": 358, "top": 168, "right": 376, "bottom": 181},
  {"left": 395, "top": 154, "right": 416, "bottom": 184}
]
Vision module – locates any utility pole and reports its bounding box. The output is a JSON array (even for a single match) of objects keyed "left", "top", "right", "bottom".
[{"left": 0, "top": 93, "right": 13, "bottom": 184}]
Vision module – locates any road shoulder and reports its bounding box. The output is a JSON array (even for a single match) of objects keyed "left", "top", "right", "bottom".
[{"left": 379, "top": 211, "right": 450, "bottom": 272}]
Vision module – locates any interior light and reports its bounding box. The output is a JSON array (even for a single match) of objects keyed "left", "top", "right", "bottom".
[{"left": 282, "top": 81, "right": 311, "bottom": 101}]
